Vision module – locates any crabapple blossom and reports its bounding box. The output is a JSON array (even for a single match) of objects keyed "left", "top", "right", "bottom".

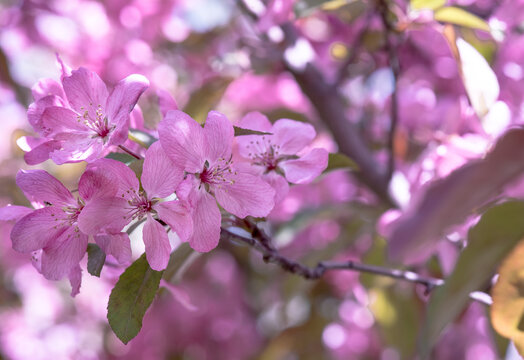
[
  {"left": 158, "top": 110, "right": 275, "bottom": 252},
  {"left": 78, "top": 142, "right": 192, "bottom": 271},
  {"left": 22, "top": 58, "right": 149, "bottom": 164},
  {"left": 236, "top": 111, "right": 328, "bottom": 203}
]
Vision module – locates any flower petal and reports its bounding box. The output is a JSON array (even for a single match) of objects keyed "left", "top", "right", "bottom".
[
  {"left": 94, "top": 232, "right": 132, "bottom": 264},
  {"left": 78, "top": 165, "right": 120, "bottom": 201},
  {"left": 105, "top": 74, "right": 149, "bottom": 126},
  {"left": 143, "top": 214, "right": 171, "bottom": 271},
  {"left": 85, "top": 158, "right": 139, "bottom": 196},
  {"left": 203, "top": 111, "right": 234, "bottom": 164},
  {"left": 23, "top": 140, "right": 62, "bottom": 165},
  {"left": 280, "top": 148, "right": 328, "bottom": 184},
  {"left": 10, "top": 207, "right": 65, "bottom": 253},
  {"left": 157, "top": 89, "right": 178, "bottom": 117},
  {"left": 155, "top": 200, "right": 193, "bottom": 242},
  {"left": 31, "top": 78, "right": 66, "bottom": 101},
  {"left": 68, "top": 265, "right": 82, "bottom": 297},
  {"left": 42, "top": 106, "right": 88, "bottom": 135},
  {"left": 273, "top": 119, "right": 316, "bottom": 154},
  {"left": 142, "top": 141, "right": 184, "bottom": 198},
  {"left": 158, "top": 110, "right": 205, "bottom": 173},
  {"left": 62, "top": 67, "right": 109, "bottom": 114},
  {"left": 27, "top": 95, "right": 66, "bottom": 134},
  {"left": 49, "top": 134, "right": 104, "bottom": 164},
  {"left": 263, "top": 172, "right": 290, "bottom": 204},
  {"left": 41, "top": 228, "right": 88, "bottom": 280},
  {"left": 237, "top": 111, "right": 273, "bottom": 132},
  {"left": 16, "top": 170, "right": 74, "bottom": 207},
  {"left": 214, "top": 172, "right": 275, "bottom": 218},
  {"left": 77, "top": 197, "right": 130, "bottom": 235},
  {"left": 189, "top": 191, "right": 221, "bottom": 252},
  {"left": 0, "top": 205, "right": 33, "bottom": 222}
]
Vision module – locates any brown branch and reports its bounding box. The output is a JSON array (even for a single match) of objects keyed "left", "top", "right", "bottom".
[
  {"left": 118, "top": 145, "right": 142, "bottom": 160},
  {"left": 221, "top": 225, "right": 492, "bottom": 306}
]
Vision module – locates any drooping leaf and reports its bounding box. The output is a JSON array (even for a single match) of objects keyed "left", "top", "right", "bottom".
[
  {"left": 183, "top": 77, "right": 233, "bottom": 124},
  {"left": 434, "top": 6, "right": 490, "bottom": 32},
  {"left": 107, "top": 254, "right": 163, "bottom": 344},
  {"left": 87, "top": 243, "right": 106, "bottom": 277},
  {"left": 295, "top": 0, "right": 366, "bottom": 20},
  {"left": 325, "top": 152, "right": 359, "bottom": 172},
  {"left": 491, "top": 240, "right": 524, "bottom": 357},
  {"left": 388, "top": 128, "right": 524, "bottom": 263},
  {"left": 410, "top": 0, "right": 446, "bottom": 10},
  {"left": 233, "top": 126, "right": 272, "bottom": 137},
  {"left": 419, "top": 201, "right": 524, "bottom": 358},
  {"left": 105, "top": 152, "right": 137, "bottom": 165},
  {"left": 128, "top": 128, "right": 158, "bottom": 149}
]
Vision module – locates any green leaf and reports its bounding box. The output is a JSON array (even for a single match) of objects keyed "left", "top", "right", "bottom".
[
  {"left": 128, "top": 129, "right": 158, "bottom": 149},
  {"left": 434, "top": 6, "right": 490, "bottom": 32},
  {"left": 295, "top": 0, "right": 365, "bottom": 20},
  {"left": 107, "top": 254, "right": 163, "bottom": 344},
  {"left": 87, "top": 243, "right": 106, "bottom": 277},
  {"left": 325, "top": 152, "right": 359, "bottom": 172},
  {"left": 183, "top": 77, "right": 233, "bottom": 124},
  {"left": 233, "top": 126, "right": 272, "bottom": 137},
  {"left": 491, "top": 240, "right": 524, "bottom": 357},
  {"left": 410, "top": 0, "right": 446, "bottom": 10},
  {"left": 419, "top": 201, "right": 524, "bottom": 358},
  {"left": 105, "top": 152, "right": 137, "bottom": 165}
]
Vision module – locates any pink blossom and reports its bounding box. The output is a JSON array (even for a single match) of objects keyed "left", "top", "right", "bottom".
[
  {"left": 236, "top": 112, "right": 329, "bottom": 203},
  {"left": 6, "top": 169, "right": 130, "bottom": 295},
  {"left": 78, "top": 142, "right": 192, "bottom": 271},
  {"left": 158, "top": 110, "right": 275, "bottom": 252},
  {"left": 23, "top": 59, "right": 149, "bottom": 164}
]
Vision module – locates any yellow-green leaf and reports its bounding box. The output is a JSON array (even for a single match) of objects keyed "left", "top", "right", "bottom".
[
  {"left": 491, "top": 240, "right": 524, "bottom": 357},
  {"left": 410, "top": 0, "right": 446, "bottom": 11},
  {"left": 434, "top": 6, "right": 490, "bottom": 32},
  {"left": 325, "top": 152, "right": 359, "bottom": 172}
]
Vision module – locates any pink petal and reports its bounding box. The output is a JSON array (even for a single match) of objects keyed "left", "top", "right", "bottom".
[
  {"left": 263, "top": 172, "right": 290, "bottom": 204},
  {"left": 16, "top": 170, "right": 74, "bottom": 207},
  {"left": 158, "top": 110, "right": 205, "bottom": 173},
  {"left": 142, "top": 141, "right": 183, "bottom": 198},
  {"left": 68, "top": 265, "right": 82, "bottom": 297},
  {"left": 62, "top": 67, "right": 109, "bottom": 114},
  {"left": 157, "top": 89, "right": 178, "bottom": 117},
  {"left": 280, "top": 148, "right": 328, "bottom": 184},
  {"left": 273, "top": 119, "right": 316, "bottom": 154},
  {"left": 85, "top": 158, "right": 139, "bottom": 195},
  {"left": 77, "top": 197, "right": 130, "bottom": 235},
  {"left": 31, "top": 78, "right": 65, "bottom": 101},
  {"left": 78, "top": 166, "right": 120, "bottom": 201},
  {"left": 130, "top": 105, "right": 145, "bottom": 129},
  {"left": 49, "top": 134, "right": 104, "bottom": 164},
  {"left": 10, "top": 207, "right": 66, "bottom": 253},
  {"left": 203, "top": 111, "right": 234, "bottom": 164},
  {"left": 56, "top": 53, "right": 72, "bottom": 79},
  {"left": 27, "top": 95, "right": 66, "bottom": 134},
  {"left": 0, "top": 205, "right": 33, "bottom": 222},
  {"left": 23, "top": 140, "right": 62, "bottom": 165},
  {"left": 155, "top": 200, "right": 193, "bottom": 242},
  {"left": 42, "top": 106, "right": 87, "bottom": 135},
  {"left": 106, "top": 74, "right": 149, "bottom": 127},
  {"left": 214, "top": 172, "right": 275, "bottom": 218},
  {"left": 237, "top": 111, "right": 273, "bottom": 132},
  {"left": 41, "top": 228, "right": 88, "bottom": 280},
  {"left": 94, "top": 232, "right": 132, "bottom": 264},
  {"left": 189, "top": 191, "right": 221, "bottom": 252},
  {"left": 143, "top": 214, "right": 171, "bottom": 271}
]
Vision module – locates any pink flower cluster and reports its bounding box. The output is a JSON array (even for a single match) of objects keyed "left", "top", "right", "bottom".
[{"left": 0, "top": 61, "right": 328, "bottom": 294}]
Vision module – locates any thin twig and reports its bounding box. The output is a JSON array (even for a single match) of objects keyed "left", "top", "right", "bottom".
[
  {"left": 221, "top": 226, "right": 492, "bottom": 306},
  {"left": 118, "top": 145, "right": 142, "bottom": 160}
]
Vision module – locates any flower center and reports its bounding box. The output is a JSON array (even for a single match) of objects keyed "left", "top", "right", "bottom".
[
  {"left": 122, "top": 189, "right": 153, "bottom": 221},
  {"left": 246, "top": 136, "right": 281, "bottom": 171},
  {"left": 199, "top": 158, "right": 237, "bottom": 187},
  {"left": 77, "top": 103, "right": 113, "bottom": 139}
]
